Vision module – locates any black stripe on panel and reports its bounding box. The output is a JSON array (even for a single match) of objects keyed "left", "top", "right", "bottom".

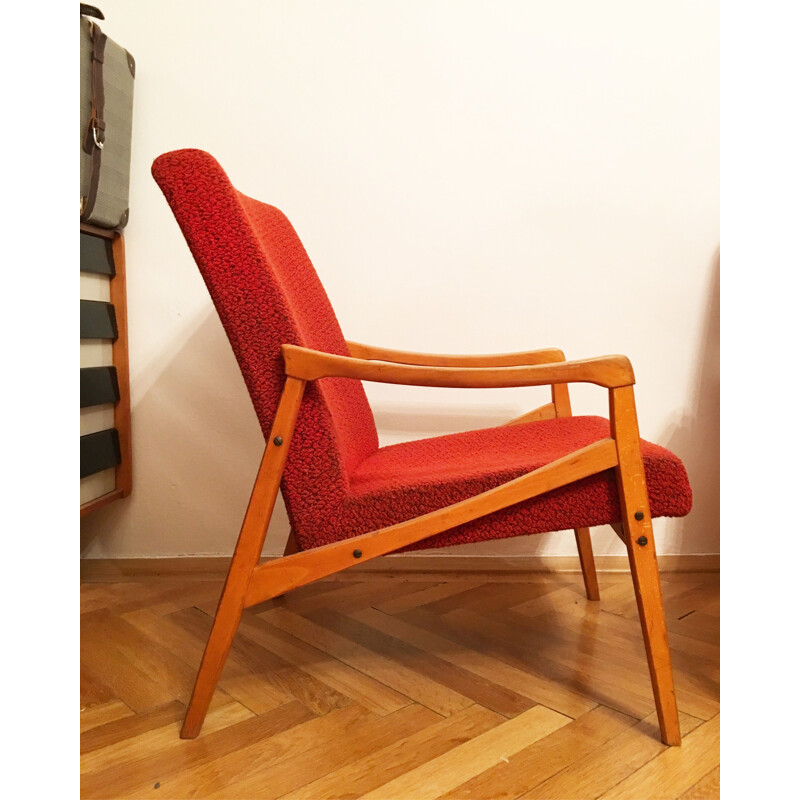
[
  {"left": 80, "top": 232, "right": 116, "bottom": 276},
  {"left": 80, "top": 300, "right": 118, "bottom": 340},
  {"left": 80, "top": 366, "right": 120, "bottom": 408},
  {"left": 80, "top": 429, "right": 121, "bottom": 479}
]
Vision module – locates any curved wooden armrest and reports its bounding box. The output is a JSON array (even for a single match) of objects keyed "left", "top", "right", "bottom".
[
  {"left": 282, "top": 344, "right": 635, "bottom": 388},
  {"left": 346, "top": 341, "right": 566, "bottom": 367}
]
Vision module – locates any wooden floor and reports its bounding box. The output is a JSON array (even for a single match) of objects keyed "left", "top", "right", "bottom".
[{"left": 80, "top": 570, "right": 719, "bottom": 799}]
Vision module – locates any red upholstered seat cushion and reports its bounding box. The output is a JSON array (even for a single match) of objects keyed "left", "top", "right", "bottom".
[{"left": 328, "top": 415, "right": 692, "bottom": 551}]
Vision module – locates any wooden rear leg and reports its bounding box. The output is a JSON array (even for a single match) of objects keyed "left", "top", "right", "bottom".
[
  {"left": 181, "top": 377, "right": 305, "bottom": 738},
  {"left": 550, "top": 385, "right": 600, "bottom": 602},
  {"left": 611, "top": 386, "right": 681, "bottom": 746},
  {"left": 574, "top": 527, "right": 600, "bottom": 600}
]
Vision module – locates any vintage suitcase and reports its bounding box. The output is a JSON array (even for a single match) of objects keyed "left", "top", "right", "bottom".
[{"left": 80, "top": 5, "right": 135, "bottom": 229}]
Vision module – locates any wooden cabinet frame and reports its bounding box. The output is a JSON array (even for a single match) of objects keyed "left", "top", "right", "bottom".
[{"left": 80, "top": 223, "right": 132, "bottom": 515}]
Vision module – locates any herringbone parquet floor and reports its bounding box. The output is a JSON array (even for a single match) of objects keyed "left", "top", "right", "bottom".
[{"left": 80, "top": 570, "right": 720, "bottom": 799}]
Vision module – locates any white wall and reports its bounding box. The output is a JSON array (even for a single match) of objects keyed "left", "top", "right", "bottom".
[{"left": 81, "top": 0, "right": 719, "bottom": 560}]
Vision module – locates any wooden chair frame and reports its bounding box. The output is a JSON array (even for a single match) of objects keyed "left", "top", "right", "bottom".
[{"left": 180, "top": 342, "right": 682, "bottom": 746}]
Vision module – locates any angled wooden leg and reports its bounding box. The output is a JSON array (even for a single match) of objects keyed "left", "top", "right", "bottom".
[
  {"left": 180, "top": 377, "right": 306, "bottom": 738},
  {"left": 573, "top": 527, "right": 600, "bottom": 600},
  {"left": 610, "top": 386, "right": 681, "bottom": 746},
  {"left": 551, "top": 383, "right": 600, "bottom": 601}
]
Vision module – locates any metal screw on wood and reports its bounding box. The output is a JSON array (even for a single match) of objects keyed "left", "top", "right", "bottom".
[
  {"left": 273, "top": 436, "right": 283, "bottom": 446},
  {"left": 637, "top": 536, "right": 648, "bottom": 546},
  {"left": 353, "top": 549, "right": 362, "bottom": 558}
]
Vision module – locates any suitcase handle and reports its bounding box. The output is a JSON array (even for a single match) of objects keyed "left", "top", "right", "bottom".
[{"left": 80, "top": 4, "right": 104, "bottom": 20}]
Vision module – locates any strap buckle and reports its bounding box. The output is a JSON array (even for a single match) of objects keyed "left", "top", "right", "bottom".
[{"left": 92, "top": 118, "right": 105, "bottom": 149}]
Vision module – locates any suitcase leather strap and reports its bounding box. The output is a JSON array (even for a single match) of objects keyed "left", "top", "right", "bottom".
[{"left": 81, "top": 21, "right": 107, "bottom": 222}]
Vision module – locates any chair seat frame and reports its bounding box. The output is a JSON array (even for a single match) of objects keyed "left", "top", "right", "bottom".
[{"left": 180, "top": 341, "right": 682, "bottom": 746}]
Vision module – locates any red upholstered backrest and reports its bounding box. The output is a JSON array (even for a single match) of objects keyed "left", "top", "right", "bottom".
[{"left": 151, "top": 150, "right": 379, "bottom": 513}]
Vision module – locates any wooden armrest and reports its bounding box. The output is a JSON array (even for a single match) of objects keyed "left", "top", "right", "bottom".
[
  {"left": 346, "top": 341, "right": 566, "bottom": 367},
  {"left": 282, "top": 344, "right": 635, "bottom": 389}
]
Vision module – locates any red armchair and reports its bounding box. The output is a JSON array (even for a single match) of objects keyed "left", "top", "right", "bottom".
[{"left": 152, "top": 149, "right": 692, "bottom": 746}]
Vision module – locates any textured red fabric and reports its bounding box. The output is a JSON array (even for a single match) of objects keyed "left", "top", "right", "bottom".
[
  {"left": 151, "top": 149, "right": 378, "bottom": 547},
  {"left": 348, "top": 416, "right": 691, "bottom": 551},
  {"left": 152, "top": 149, "right": 692, "bottom": 553}
]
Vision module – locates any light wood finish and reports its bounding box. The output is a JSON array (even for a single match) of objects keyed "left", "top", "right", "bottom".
[
  {"left": 504, "top": 402, "right": 557, "bottom": 424},
  {"left": 80, "top": 224, "right": 132, "bottom": 516},
  {"left": 242, "top": 439, "right": 618, "bottom": 608},
  {"left": 350, "top": 606, "right": 598, "bottom": 719},
  {"left": 574, "top": 527, "right": 601, "bottom": 600},
  {"left": 81, "top": 609, "right": 200, "bottom": 712},
  {"left": 285, "top": 343, "right": 635, "bottom": 388},
  {"left": 349, "top": 340, "right": 561, "bottom": 425},
  {"left": 550, "top": 381, "right": 573, "bottom": 414},
  {"left": 597, "top": 714, "right": 720, "bottom": 800},
  {"left": 346, "top": 340, "right": 567, "bottom": 367},
  {"left": 551, "top": 377, "right": 601, "bottom": 602},
  {"left": 611, "top": 385, "right": 681, "bottom": 746},
  {"left": 678, "top": 764, "right": 720, "bottom": 799},
  {"left": 233, "top": 613, "right": 412, "bottom": 715},
  {"left": 109, "top": 232, "right": 132, "bottom": 497},
  {"left": 79, "top": 488, "right": 126, "bottom": 518},
  {"left": 80, "top": 700, "right": 135, "bottom": 733},
  {"left": 358, "top": 704, "right": 571, "bottom": 800},
  {"left": 169, "top": 340, "right": 681, "bottom": 748},
  {"left": 180, "top": 376, "right": 306, "bottom": 738},
  {"left": 305, "top": 606, "right": 535, "bottom": 717},
  {"left": 80, "top": 553, "right": 720, "bottom": 581},
  {"left": 280, "top": 704, "right": 504, "bottom": 800},
  {"left": 437, "top": 704, "right": 638, "bottom": 800},
  {"left": 263, "top": 608, "right": 473, "bottom": 717},
  {"left": 207, "top": 704, "right": 442, "bottom": 799},
  {"left": 81, "top": 573, "right": 718, "bottom": 798},
  {"left": 527, "top": 710, "right": 706, "bottom": 800}
]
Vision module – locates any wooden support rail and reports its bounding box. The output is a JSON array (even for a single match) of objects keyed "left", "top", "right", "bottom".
[{"left": 243, "top": 439, "right": 618, "bottom": 607}]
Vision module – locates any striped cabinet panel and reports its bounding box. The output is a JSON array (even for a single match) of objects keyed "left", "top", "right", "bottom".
[{"left": 80, "top": 225, "right": 132, "bottom": 514}]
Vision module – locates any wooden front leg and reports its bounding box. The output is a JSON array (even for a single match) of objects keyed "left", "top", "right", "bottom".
[
  {"left": 180, "top": 377, "right": 306, "bottom": 738},
  {"left": 610, "top": 386, "right": 681, "bottom": 746}
]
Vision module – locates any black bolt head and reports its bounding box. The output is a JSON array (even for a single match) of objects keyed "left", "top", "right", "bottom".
[
  {"left": 636, "top": 535, "right": 648, "bottom": 546},
  {"left": 353, "top": 549, "right": 363, "bottom": 559},
  {"left": 634, "top": 511, "right": 644, "bottom": 521},
  {"left": 273, "top": 436, "right": 283, "bottom": 446}
]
